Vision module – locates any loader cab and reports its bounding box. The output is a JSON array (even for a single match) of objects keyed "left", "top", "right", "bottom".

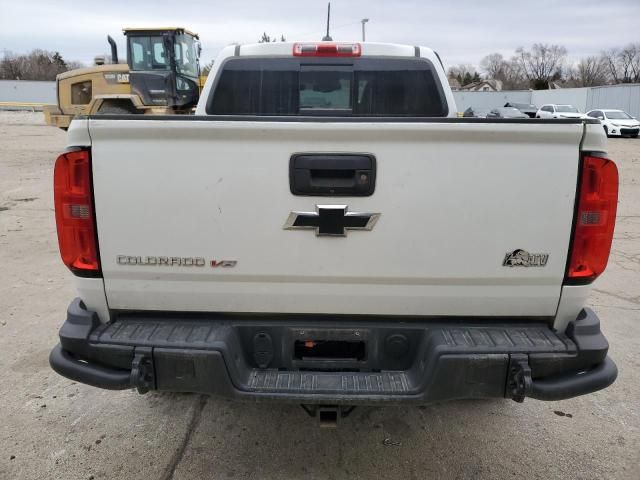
[{"left": 124, "top": 28, "right": 201, "bottom": 110}]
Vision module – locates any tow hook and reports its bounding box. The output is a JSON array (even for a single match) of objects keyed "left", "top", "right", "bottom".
[
  {"left": 507, "top": 354, "right": 532, "bottom": 403},
  {"left": 130, "top": 347, "right": 155, "bottom": 394},
  {"left": 300, "top": 404, "right": 356, "bottom": 428}
]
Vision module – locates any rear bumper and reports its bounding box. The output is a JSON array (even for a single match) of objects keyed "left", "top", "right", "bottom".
[{"left": 50, "top": 299, "right": 617, "bottom": 405}]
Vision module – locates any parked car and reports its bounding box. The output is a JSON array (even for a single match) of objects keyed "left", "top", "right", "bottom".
[
  {"left": 462, "top": 106, "right": 490, "bottom": 118},
  {"left": 586, "top": 109, "right": 639, "bottom": 138},
  {"left": 486, "top": 107, "right": 529, "bottom": 119},
  {"left": 536, "top": 104, "right": 586, "bottom": 119},
  {"left": 504, "top": 102, "right": 537, "bottom": 118},
  {"left": 49, "top": 41, "right": 618, "bottom": 420}
]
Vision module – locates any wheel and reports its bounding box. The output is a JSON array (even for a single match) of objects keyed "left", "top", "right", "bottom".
[{"left": 97, "top": 103, "right": 137, "bottom": 115}]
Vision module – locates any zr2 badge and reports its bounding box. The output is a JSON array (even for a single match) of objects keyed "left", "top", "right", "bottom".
[{"left": 503, "top": 249, "right": 549, "bottom": 267}]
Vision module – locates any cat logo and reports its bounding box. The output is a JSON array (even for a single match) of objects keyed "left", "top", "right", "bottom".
[
  {"left": 103, "top": 73, "right": 130, "bottom": 84},
  {"left": 503, "top": 249, "right": 549, "bottom": 267}
]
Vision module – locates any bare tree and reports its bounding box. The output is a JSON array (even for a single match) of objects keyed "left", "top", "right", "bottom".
[
  {"left": 571, "top": 56, "right": 609, "bottom": 87},
  {"left": 601, "top": 44, "right": 640, "bottom": 83},
  {"left": 447, "top": 64, "right": 475, "bottom": 79},
  {"left": 506, "top": 57, "right": 530, "bottom": 89},
  {"left": 632, "top": 47, "right": 640, "bottom": 81},
  {"left": 620, "top": 44, "right": 640, "bottom": 82},
  {"left": 480, "top": 53, "right": 506, "bottom": 79},
  {"left": 0, "top": 50, "right": 22, "bottom": 79},
  {"left": 479, "top": 53, "right": 528, "bottom": 89},
  {"left": 601, "top": 48, "right": 621, "bottom": 83},
  {"left": 0, "top": 49, "right": 82, "bottom": 80},
  {"left": 447, "top": 64, "right": 480, "bottom": 86},
  {"left": 502, "top": 58, "right": 529, "bottom": 89},
  {"left": 66, "top": 61, "right": 85, "bottom": 71},
  {"left": 515, "top": 44, "right": 567, "bottom": 89}
]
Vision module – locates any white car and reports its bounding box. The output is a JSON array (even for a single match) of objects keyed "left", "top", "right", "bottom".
[
  {"left": 536, "top": 104, "right": 586, "bottom": 119},
  {"left": 586, "top": 109, "right": 639, "bottom": 138}
]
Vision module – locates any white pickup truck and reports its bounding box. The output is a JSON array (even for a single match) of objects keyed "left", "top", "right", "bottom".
[{"left": 50, "top": 42, "right": 618, "bottom": 417}]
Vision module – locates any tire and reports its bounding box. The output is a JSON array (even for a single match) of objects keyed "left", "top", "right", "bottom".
[{"left": 97, "top": 102, "right": 138, "bottom": 115}]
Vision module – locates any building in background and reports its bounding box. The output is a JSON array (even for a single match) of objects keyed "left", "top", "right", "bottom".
[{"left": 459, "top": 79, "right": 503, "bottom": 92}]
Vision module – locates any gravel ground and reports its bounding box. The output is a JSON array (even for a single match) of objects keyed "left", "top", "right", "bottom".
[{"left": 0, "top": 112, "right": 638, "bottom": 480}]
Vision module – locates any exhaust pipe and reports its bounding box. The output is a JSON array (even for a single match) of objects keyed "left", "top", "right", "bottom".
[{"left": 107, "top": 35, "right": 118, "bottom": 64}]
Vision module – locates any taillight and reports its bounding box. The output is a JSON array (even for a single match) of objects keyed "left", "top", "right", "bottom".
[
  {"left": 566, "top": 155, "right": 618, "bottom": 283},
  {"left": 293, "top": 42, "right": 361, "bottom": 57},
  {"left": 54, "top": 148, "right": 100, "bottom": 276}
]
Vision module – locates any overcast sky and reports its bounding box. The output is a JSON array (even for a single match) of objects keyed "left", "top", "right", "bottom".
[{"left": 1, "top": 0, "right": 638, "bottom": 70}]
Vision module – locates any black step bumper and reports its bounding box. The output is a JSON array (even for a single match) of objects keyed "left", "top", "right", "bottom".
[{"left": 49, "top": 299, "right": 617, "bottom": 405}]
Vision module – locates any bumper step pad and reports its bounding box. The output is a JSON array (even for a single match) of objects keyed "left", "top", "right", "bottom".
[
  {"left": 92, "top": 320, "right": 572, "bottom": 353},
  {"left": 50, "top": 299, "right": 616, "bottom": 404},
  {"left": 249, "top": 370, "right": 411, "bottom": 394}
]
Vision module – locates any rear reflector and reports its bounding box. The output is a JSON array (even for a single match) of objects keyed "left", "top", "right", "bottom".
[
  {"left": 566, "top": 155, "right": 618, "bottom": 283},
  {"left": 54, "top": 148, "right": 100, "bottom": 276},
  {"left": 293, "top": 42, "right": 361, "bottom": 57}
]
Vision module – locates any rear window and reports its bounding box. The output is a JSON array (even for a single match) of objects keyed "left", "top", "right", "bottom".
[{"left": 206, "top": 57, "right": 447, "bottom": 117}]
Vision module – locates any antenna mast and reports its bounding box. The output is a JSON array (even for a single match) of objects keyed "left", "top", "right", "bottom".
[{"left": 322, "top": 2, "right": 333, "bottom": 41}]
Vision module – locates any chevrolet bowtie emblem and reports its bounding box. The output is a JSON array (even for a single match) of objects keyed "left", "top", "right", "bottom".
[{"left": 284, "top": 205, "right": 380, "bottom": 236}]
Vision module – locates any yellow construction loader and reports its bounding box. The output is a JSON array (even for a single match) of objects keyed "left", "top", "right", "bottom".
[{"left": 44, "top": 27, "right": 203, "bottom": 129}]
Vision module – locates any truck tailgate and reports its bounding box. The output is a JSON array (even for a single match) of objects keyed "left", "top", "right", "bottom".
[{"left": 89, "top": 119, "right": 582, "bottom": 317}]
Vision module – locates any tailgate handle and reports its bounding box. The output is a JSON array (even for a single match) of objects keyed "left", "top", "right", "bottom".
[{"left": 290, "top": 154, "right": 376, "bottom": 196}]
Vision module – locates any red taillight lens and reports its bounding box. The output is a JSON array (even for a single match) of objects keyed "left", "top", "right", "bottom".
[
  {"left": 293, "top": 42, "right": 361, "bottom": 57},
  {"left": 566, "top": 155, "right": 618, "bottom": 283},
  {"left": 54, "top": 148, "right": 100, "bottom": 275}
]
